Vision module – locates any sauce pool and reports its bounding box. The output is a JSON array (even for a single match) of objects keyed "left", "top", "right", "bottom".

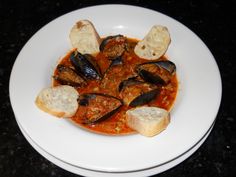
[{"left": 53, "top": 38, "right": 178, "bottom": 135}]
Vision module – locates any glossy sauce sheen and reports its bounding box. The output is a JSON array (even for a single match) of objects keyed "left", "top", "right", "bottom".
[{"left": 53, "top": 38, "right": 178, "bottom": 135}]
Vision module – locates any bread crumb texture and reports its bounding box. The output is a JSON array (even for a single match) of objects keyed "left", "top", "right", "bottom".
[
  {"left": 134, "top": 25, "right": 170, "bottom": 60},
  {"left": 35, "top": 85, "right": 79, "bottom": 118},
  {"left": 69, "top": 20, "right": 101, "bottom": 54},
  {"left": 126, "top": 106, "right": 170, "bottom": 137}
]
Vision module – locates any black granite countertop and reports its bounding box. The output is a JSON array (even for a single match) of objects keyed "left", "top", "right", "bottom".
[{"left": 0, "top": 0, "right": 235, "bottom": 177}]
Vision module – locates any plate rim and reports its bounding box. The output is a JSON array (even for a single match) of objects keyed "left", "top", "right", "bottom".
[
  {"left": 9, "top": 4, "right": 222, "bottom": 173},
  {"left": 16, "top": 115, "right": 215, "bottom": 176}
]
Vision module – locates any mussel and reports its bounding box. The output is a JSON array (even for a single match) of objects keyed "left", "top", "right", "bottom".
[
  {"left": 136, "top": 60, "right": 176, "bottom": 85},
  {"left": 53, "top": 64, "right": 86, "bottom": 87},
  {"left": 118, "top": 76, "right": 141, "bottom": 92},
  {"left": 103, "top": 56, "right": 123, "bottom": 76},
  {"left": 119, "top": 77, "right": 160, "bottom": 107},
  {"left": 109, "top": 56, "right": 123, "bottom": 66},
  {"left": 100, "top": 35, "right": 127, "bottom": 59},
  {"left": 70, "top": 51, "right": 102, "bottom": 80},
  {"left": 78, "top": 93, "right": 123, "bottom": 124}
]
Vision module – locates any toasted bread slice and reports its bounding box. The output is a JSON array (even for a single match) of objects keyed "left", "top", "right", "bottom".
[
  {"left": 35, "top": 85, "right": 79, "bottom": 118},
  {"left": 69, "top": 20, "right": 101, "bottom": 54},
  {"left": 126, "top": 106, "right": 170, "bottom": 137},
  {"left": 134, "top": 25, "right": 171, "bottom": 60}
]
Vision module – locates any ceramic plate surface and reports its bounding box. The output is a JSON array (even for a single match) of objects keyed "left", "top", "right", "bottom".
[
  {"left": 10, "top": 4, "right": 222, "bottom": 173},
  {"left": 17, "top": 117, "right": 214, "bottom": 177}
]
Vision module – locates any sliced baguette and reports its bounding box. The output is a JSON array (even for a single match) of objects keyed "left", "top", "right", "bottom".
[
  {"left": 126, "top": 106, "right": 170, "bottom": 137},
  {"left": 35, "top": 85, "right": 79, "bottom": 118},
  {"left": 69, "top": 20, "right": 101, "bottom": 55},
  {"left": 134, "top": 25, "right": 171, "bottom": 60}
]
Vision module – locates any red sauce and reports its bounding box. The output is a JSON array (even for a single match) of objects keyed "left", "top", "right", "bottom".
[{"left": 53, "top": 38, "right": 178, "bottom": 135}]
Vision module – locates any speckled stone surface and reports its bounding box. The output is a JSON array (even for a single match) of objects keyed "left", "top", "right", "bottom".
[{"left": 0, "top": 0, "right": 235, "bottom": 177}]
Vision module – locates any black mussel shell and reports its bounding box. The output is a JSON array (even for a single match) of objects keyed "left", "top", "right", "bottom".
[
  {"left": 103, "top": 56, "right": 123, "bottom": 77},
  {"left": 136, "top": 60, "right": 176, "bottom": 85},
  {"left": 99, "top": 35, "right": 127, "bottom": 59},
  {"left": 110, "top": 56, "right": 123, "bottom": 66},
  {"left": 53, "top": 64, "right": 86, "bottom": 87},
  {"left": 118, "top": 76, "right": 142, "bottom": 92},
  {"left": 138, "top": 69, "right": 166, "bottom": 85},
  {"left": 78, "top": 93, "right": 123, "bottom": 124},
  {"left": 70, "top": 51, "right": 102, "bottom": 80},
  {"left": 155, "top": 61, "right": 176, "bottom": 74},
  {"left": 119, "top": 77, "right": 160, "bottom": 106},
  {"left": 129, "top": 89, "right": 160, "bottom": 107},
  {"left": 99, "top": 35, "right": 124, "bottom": 51}
]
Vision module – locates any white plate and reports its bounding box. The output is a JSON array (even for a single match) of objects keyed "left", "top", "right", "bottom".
[
  {"left": 17, "top": 117, "right": 214, "bottom": 177},
  {"left": 10, "top": 4, "right": 222, "bottom": 173}
]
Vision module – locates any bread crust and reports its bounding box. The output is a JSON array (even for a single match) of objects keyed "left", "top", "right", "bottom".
[
  {"left": 35, "top": 85, "right": 79, "bottom": 118},
  {"left": 35, "top": 96, "right": 66, "bottom": 117},
  {"left": 69, "top": 20, "right": 101, "bottom": 54},
  {"left": 134, "top": 25, "right": 171, "bottom": 60},
  {"left": 126, "top": 106, "right": 170, "bottom": 137}
]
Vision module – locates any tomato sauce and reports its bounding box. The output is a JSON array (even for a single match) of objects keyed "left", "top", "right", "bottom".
[{"left": 53, "top": 38, "right": 178, "bottom": 135}]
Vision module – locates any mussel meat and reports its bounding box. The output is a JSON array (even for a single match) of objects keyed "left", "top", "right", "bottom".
[
  {"left": 53, "top": 64, "right": 86, "bottom": 87},
  {"left": 78, "top": 93, "right": 123, "bottom": 124},
  {"left": 136, "top": 60, "right": 176, "bottom": 85},
  {"left": 99, "top": 35, "right": 127, "bottom": 59},
  {"left": 119, "top": 77, "right": 160, "bottom": 107},
  {"left": 70, "top": 51, "right": 102, "bottom": 80}
]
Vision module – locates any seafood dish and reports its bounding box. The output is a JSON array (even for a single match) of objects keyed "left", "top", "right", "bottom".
[{"left": 35, "top": 20, "right": 178, "bottom": 136}]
